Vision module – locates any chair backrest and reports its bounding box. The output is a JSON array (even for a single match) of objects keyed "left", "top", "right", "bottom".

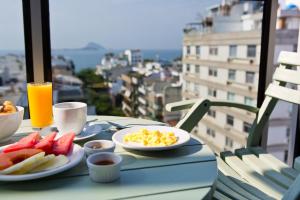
[{"left": 247, "top": 51, "right": 300, "bottom": 147}]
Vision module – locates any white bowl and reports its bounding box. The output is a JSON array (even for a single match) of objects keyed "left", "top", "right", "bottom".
[
  {"left": 86, "top": 152, "right": 122, "bottom": 183},
  {"left": 0, "top": 106, "right": 24, "bottom": 142},
  {"left": 84, "top": 140, "right": 116, "bottom": 156}
]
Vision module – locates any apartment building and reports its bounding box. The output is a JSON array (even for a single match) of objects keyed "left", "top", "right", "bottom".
[
  {"left": 137, "top": 79, "right": 181, "bottom": 125},
  {"left": 182, "top": 1, "right": 263, "bottom": 153},
  {"left": 124, "top": 49, "right": 143, "bottom": 67},
  {"left": 121, "top": 62, "right": 181, "bottom": 124},
  {"left": 182, "top": 1, "right": 300, "bottom": 162}
]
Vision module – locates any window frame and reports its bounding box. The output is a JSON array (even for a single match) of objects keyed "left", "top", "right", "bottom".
[
  {"left": 226, "top": 114, "right": 234, "bottom": 126},
  {"left": 245, "top": 71, "right": 255, "bottom": 84},
  {"left": 247, "top": 44, "right": 256, "bottom": 58},
  {"left": 228, "top": 69, "right": 236, "bottom": 81},
  {"left": 229, "top": 45, "right": 237, "bottom": 58}
]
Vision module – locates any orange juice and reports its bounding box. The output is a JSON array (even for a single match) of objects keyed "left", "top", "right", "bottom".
[{"left": 27, "top": 82, "right": 53, "bottom": 128}]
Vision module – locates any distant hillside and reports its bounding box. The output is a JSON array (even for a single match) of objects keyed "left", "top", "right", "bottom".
[
  {"left": 81, "top": 42, "right": 105, "bottom": 50},
  {"left": 53, "top": 42, "right": 106, "bottom": 51}
]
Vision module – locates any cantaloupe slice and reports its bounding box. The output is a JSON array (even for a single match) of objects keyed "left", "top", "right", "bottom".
[{"left": 30, "top": 155, "right": 69, "bottom": 173}]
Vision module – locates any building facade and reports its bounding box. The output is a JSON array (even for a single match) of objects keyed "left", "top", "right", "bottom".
[
  {"left": 182, "top": 1, "right": 262, "bottom": 153},
  {"left": 181, "top": 0, "right": 300, "bottom": 162}
]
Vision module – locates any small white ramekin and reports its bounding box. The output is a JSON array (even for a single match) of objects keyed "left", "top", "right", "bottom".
[
  {"left": 84, "top": 140, "right": 116, "bottom": 157},
  {"left": 86, "top": 152, "right": 122, "bottom": 183}
]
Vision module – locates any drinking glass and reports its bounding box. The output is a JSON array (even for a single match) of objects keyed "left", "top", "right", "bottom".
[{"left": 27, "top": 82, "right": 53, "bottom": 128}]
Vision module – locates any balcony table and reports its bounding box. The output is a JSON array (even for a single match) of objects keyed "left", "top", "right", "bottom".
[{"left": 0, "top": 115, "right": 217, "bottom": 200}]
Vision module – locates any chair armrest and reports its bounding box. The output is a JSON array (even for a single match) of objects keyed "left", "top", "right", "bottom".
[
  {"left": 211, "top": 101, "right": 259, "bottom": 113},
  {"left": 168, "top": 99, "right": 258, "bottom": 132},
  {"left": 166, "top": 99, "right": 202, "bottom": 112},
  {"left": 166, "top": 99, "right": 258, "bottom": 113}
]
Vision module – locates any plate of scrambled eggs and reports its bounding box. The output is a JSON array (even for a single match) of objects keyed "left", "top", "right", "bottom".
[{"left": 112, "top": 126, "right": 190, "bottom": 151}]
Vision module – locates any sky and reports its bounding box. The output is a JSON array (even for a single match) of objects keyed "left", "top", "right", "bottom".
[{"left": 0, "top": 0, "right": 219, "bottom": 50}]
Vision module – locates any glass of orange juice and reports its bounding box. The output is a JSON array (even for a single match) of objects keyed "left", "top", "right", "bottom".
[{"left": 27, "top": 82, "right": 53, "bottom": 128}]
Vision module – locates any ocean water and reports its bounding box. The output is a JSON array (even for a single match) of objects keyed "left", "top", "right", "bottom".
[{"left": 1, "top": 49, "right": 182, "bottom": 72}]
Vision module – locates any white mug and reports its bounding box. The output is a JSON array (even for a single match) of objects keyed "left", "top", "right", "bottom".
[{"left": 53, "top": 102, "right": 87, "bottom": 135}]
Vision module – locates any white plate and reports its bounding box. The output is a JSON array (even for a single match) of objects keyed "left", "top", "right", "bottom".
[
  {"left": 112, "top": 126, "right": 191, "bottom": 151},
  {"left": 0, "top": 144, "right": 84, "bottom": 181}
]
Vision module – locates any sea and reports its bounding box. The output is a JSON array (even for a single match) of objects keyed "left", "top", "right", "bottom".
[{"left": 0, "top": 49, "right": 182, "bottom": 72}]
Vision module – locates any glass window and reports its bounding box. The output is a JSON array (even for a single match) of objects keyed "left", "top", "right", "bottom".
[
  {"left": 229, "top": 45, "right": 237, "bottom": 57},
  {"left": 186, "top": 64, "right": 190, "bottom": 72},
  {"left": 206, "top": 127, "right": 216, "bottom": 138},
  {"left": 195, "top": 84, "right": 200, "bottom": 95},
  {"left": 207, "top": 109, "right": 216, "bottom": 118},
  {"left": 225, "top": 136, "right": 233, "bottom": 148},
  {"left": 244, "top": 97, "right": 253, "bottom": 106},
  {"left": 208, "top": 89, "right": 217, "bottom": 97},
  {"left": 246, "top": 71, "right": 255, "bottom": 83},
  {"left": 195, "top": 65, "right": 200, "bottom": 73},
  {"left": 243, "top": 122, "right": 251, "bottom": 133},
  {"left": 247, "top": 45, "right": 256, "bottom": 57},
  {"left": 209, "top": 46, "right": 218, "bottom": 55},
  {"left": 0, "top": 0, "right": 28, "bottom": 118},
  {"left": 227, "top": 92, "right": 235, "bottom": 101},
  {"left": 228, "top": 69, "right": 236, "bottom": 81},
  {"left": 196, "top": 45, "right": 201, "bottom": 55},
  {"left": 208, "top": 67, "right": 217, "bottom": 77},
  {"left": 226, "top": 115, "right": 234, "bottom": 126},
  {"left": 187, "top": 46, "right": 191, "bottom": 55}
]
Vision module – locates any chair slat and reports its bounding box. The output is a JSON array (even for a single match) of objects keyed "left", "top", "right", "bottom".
[
  {"left": 217, "top": 157, "right": 273, "bottom": 200},
  {"left": 223, "top": 154, "right": 286, "bottom": 199},
  {"left": 216, "top": 181, "right": 249, "bottom": 200},
  {"left": 237, "top": 152, "right": 293, "bottom": 189},
  {"left": 265, "top": 84, "right": 300, "bottom": 104},
  {"left": 213, "top": 190, "right": 233, "bottom": 200},
  {"left": 273, "top": 68, "right": 300, "bottom": 85},
  {"left": 283, "top": 174, "right": 300, "bottom": 200},
  {"left": 218, "top": 172, "right": 269, "bottom": 200},
  {"left": 250, "top": 147, "right": 299, "bottom": 180},
  {"left": 278, "top": 51, "right": 300, "bottom": 66}
]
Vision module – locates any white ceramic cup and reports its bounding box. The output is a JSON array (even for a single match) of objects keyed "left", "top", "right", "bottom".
[
  {"left": 53, "top": 102, "right": 87, "bottom": 135},
  {"left": 86, "top": 152, "right": 122, "bottom": 183}
]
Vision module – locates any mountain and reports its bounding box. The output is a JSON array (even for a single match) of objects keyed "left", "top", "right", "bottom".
[{"left": 81, "top": 42, "right": 105, "bottom": 50}]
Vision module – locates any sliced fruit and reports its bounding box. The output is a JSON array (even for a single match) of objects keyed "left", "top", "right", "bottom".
[
  {"left": 34, "top": 132, "right": 57, "bottom": 154},
  {"left": 52, "top": 133, "right": 75, "bottom": 155},
  {"left": 0, "top": 154, "right": 13, "bottom": 170},
  {"left": 13, "top": 154, "right": 55, "bottom": 175},
  {"left": 5, "top": 148, "right": 43, "bottom": 164},
  {"left": 0, "top": 152, "right": 46, "bottom": 175},
  {"left": 31, "top": 155, "right": 69, "bottom": 173},
  {"left": 3, "top": 132, "right": 41, "bottom": 153},
  {"left": 0, "top": 148, "right": 43, "bottom": 170}
]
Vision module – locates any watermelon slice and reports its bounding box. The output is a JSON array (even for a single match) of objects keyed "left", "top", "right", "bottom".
[
  {"left": 34, "top": 132, "right": 57, "bottom": 154},
  {"left": 3, "top": 132, "right": 41, "bottom": 153},
  {"left": 52, "top": 133, "right": 75, "bottom": 155}
]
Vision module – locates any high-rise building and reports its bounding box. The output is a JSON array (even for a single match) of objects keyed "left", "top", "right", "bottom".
[
  {"left": 124, "top": 49, "right": 143, "bottom": 67},
  {"left": 182, "top": 1, "right": 263, "bottom": 153},
  {"left": 181, "top": 1, "right": 300, "bottom": 162}
]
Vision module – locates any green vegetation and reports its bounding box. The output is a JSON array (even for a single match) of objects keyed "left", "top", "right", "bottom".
[{"left": 76, "top": 68, "right": 124, "bottom": 116}]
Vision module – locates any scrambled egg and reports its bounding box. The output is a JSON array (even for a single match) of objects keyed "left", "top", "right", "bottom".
[{"left": 124, "top": 128, "right": 177, "bottom": 146}]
